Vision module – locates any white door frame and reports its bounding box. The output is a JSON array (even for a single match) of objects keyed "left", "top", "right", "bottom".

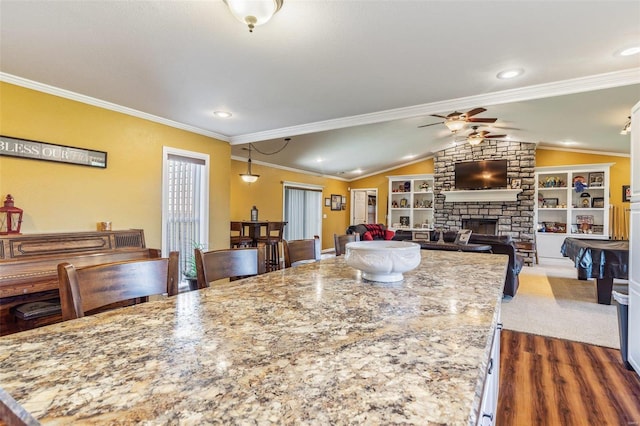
[
  {"left": 350, "top": 188, "right": 378, "bottom": 225},
  {"left": 161, "top": 146, "right": 210, "bottom": 256}
]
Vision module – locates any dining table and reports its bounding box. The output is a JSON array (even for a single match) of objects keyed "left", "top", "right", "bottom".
[
  {"left": 239, "top": 220, "right": 287, "bottom": 246},
  {"left": 0, "top": 250, "right": 507, "bottom": 425}
]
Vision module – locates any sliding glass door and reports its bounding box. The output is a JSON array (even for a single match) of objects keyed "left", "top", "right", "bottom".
[{"left": 283, "top": 184, "right": 322, "bottom": 243}]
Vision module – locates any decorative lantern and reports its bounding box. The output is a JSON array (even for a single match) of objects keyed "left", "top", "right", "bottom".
[{"left": 0, "top": 194, "right": 23, "bottom": 235}]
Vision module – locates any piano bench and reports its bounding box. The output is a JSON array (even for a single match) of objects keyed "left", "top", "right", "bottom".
[{"left": 11, "top": 299, "right": 63, "bottom": 331}]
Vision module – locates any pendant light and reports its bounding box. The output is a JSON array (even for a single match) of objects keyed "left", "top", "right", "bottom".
[{"left": 240, "top": 146, "right": 260, "bottom": 183}]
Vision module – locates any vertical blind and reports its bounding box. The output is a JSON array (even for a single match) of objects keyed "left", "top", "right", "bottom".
[
  {"left": 284, "top": 187, "right": 322, "bottom": 241},
  {"left": 166, "top": 153, "right": 206, "bottom": 276}
]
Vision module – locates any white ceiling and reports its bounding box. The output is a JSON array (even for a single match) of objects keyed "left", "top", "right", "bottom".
[{"left": 1, "top": 1, "right": 639, "bottom": 179}]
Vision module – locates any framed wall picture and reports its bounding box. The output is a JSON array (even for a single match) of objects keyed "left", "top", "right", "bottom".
[
  {"left": 591, "top": 197, "right": 604, "bottom": 208},
  {"left": 399, "top": 216, "right": 410, "bottom": 227},
  {"left": 623, "top": 185, "right": 631, "bottom": 202},
  {"left": 588, "top": 172, "right": 604, "bottom": 187},
  {"left": 330, "top": 194, "right": 342, "bottom": 211},
  {"left": 324, "top": 198, "right": 331, "bottom": 207}
]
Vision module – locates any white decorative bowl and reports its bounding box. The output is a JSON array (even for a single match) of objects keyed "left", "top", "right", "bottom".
[{"left": 344, "top": 240, "right": 421, "bottom": 282}]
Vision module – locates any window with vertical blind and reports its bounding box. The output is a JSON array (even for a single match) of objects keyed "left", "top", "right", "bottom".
[
  {"left": 162, "top": 147, "right": 209, "bottom": 279},
  {"left": 283, "top": 184, "right": 322, "bottom": 242}
]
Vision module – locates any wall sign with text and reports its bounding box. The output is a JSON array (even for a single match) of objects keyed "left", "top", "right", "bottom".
[{"left": 0, "top": 135, "right": 107, "bottom": 168}]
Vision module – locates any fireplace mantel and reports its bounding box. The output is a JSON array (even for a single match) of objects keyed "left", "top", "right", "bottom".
[{"left": 441, "top": 189, "right": 522, "bottom": 203}]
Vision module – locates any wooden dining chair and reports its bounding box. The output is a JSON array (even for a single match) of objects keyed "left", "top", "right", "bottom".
[
  {"left": 334, "top": 233, "right": 360, "bottom": 256},
  {"left": 230, "top": 221, "right": 253, "bottom": 248},
  {"left": 57, "top": 251, "right": 179, "bottom": 320},
  {"left": 194, "top": 245, "right": 266, "bottom": 289},
  {"left": 283, "top": 235, "right": 321, "bottom": 268},
  {"left": 257, "top": 221, "right": 286, "bottom": 271}
]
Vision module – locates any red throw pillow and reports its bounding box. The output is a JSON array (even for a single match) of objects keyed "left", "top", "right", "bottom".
[
  {"left": 362, "top": 231, "right": 373, "bottom": 241},
  {"left": 384, "top": 229, "right": 395, "bottom": 240}
]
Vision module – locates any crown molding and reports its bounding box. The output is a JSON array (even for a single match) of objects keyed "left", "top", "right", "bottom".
[
  {"left": 536, "top": 144, "right": 630, "bottom": 158},
  {"left": 0, "top": 72, "right": 230, "bottom": 142},
  {"left": 229, "top": 68, "right": 640, "bottom": 144}
]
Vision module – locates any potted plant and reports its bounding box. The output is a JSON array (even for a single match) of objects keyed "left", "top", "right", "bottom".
[{"left": 183, "top": 241, "right": 206, "bottom": 291}]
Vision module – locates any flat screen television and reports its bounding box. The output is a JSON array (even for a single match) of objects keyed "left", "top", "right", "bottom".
[{"left": 454, "top": 160, "right": 508, "bottom": 190}]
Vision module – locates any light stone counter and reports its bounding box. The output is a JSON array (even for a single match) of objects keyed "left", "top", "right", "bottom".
[{"left": 0, "top": 250, "right": 507, "bottom": 425}]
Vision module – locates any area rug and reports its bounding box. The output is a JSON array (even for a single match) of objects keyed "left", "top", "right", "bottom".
[{"left": 501, "top": 262, "right": 624, "bottom": 349}]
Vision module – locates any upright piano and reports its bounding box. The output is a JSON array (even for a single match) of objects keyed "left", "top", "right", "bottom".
[{"left": 0, "top": 229, "right": 160, "bottom": 335}]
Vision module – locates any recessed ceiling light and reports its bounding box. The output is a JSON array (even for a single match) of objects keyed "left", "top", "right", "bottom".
[
  {"left": 403, "top": 154, "right": 416, "bottom": 160},
  {"left": 353, "top": 169, "right": 363, "bottom": 174},
  {"left": 213, "top": 111, "right": 232, "bottom": 118},
  {"left": 617, "top": 46, "right": 640, "bottom": 57},
  {"left": 561, "top": 140, "right": 578, "bottom": 146},
  {"left": 496, "top": 68, "right": 524, "bottom": 80}
]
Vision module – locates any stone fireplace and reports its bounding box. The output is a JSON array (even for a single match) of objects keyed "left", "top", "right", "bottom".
[{"left": 432, "top": 140, "right": 536, "bottom": 263}]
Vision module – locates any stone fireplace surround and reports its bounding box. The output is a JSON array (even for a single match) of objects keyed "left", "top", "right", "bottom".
[{"left": 432, "top": 140, "right": 536, "bottom": 263}]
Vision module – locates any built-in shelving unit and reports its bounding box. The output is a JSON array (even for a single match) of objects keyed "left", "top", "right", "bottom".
[
  {"left": 387, "top": 174, "right": 434, "bottom": 235},
  {"left": 535, "top": 164, "right": 612, "bottom": 259}
]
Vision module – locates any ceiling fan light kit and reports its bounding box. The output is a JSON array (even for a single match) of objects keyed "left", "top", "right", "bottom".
[
  {"left": 444, "top": 119, "right": 466, "bottom": 132},
  {"left": 223, "top": 0, "right": 283, "bottom": 32},
  {"left": 421, "top": 107, "right": 498, "bottom": 132},
  {"left": 467, "top": 135, "right": 484, "bottom": 146}
]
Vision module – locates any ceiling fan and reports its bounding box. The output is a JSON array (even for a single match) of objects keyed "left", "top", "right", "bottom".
[
  {"left": 463, "top": 126, "right": 507, "bottom": 145},
  {"left": 419, "top": 107, "right": 497, "bottom": 132}
]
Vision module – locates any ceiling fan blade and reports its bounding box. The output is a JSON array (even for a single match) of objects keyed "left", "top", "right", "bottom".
[
  {"left": 418, "top": 122, "right": 443, "bottom": 128},
  {"left": 430, "top": 114, "right": 449, "bottom": 119},
  {"left": 465, "top": 107, "right": 487, "bottom": 118},
  {"left": 467, "top": 117, "right": 497, "bottom": 123},
  {"left": 487, "top": 134, "right": 507, "bottom": 139}
]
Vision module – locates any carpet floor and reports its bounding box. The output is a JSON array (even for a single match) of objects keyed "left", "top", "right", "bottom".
[{"left": 501, "top": 257, "right": 628, "bottom": 349}]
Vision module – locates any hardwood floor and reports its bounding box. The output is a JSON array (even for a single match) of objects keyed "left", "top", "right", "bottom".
[{"left": 497, "top": 329, "right": 640, "bottom": 425}]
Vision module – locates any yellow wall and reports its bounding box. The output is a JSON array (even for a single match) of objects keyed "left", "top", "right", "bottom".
[
  {"left": 2, "top": 82, "right": 630, "bottom": 252},
  {"left": 0, "top": 82, "right": 230, "bottom": 250},
  {"left": 230, "top": 159, "right": 349, "bottom": 250},
  {"left": 536, "top": 148, "right": 630, "bottom": 238},
  {"left": 350, "top": 158, "right": 435, "bottom": 226}
]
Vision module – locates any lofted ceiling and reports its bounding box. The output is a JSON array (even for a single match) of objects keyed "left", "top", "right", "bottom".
[{"left": 1, "top": 1, "right": 639, "bottom": 180}]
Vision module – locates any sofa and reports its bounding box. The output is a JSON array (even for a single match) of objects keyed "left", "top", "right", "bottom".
[
  {"left": 394, "top": 230, "right": 523, "bottom": 297},
  {"left": 346, "top": 224, "right": 395, "bottom": 241}
]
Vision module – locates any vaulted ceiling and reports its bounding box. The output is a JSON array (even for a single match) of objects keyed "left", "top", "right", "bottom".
[{"left": 1, "top": 1, "right": 639, "bottom": 179}]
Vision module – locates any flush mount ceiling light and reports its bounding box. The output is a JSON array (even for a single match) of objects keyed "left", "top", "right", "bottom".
[
  {"left": 213, "top": 111, "right": 232, "bottom": 118},
  {"left": 621, "top": 116, "right": 631, "bottom": 135},
  {"left": 240, "top": 146, "right": 260, "bottom": 183},
  {"left": 223, "top": 0, "right": 283, "bottom": 32},
  {"left": 496, "top": 68, "right": 524, "bottom": 80},
  {"left": 617, "top": 46, "right": 640, "bottom": 57}
]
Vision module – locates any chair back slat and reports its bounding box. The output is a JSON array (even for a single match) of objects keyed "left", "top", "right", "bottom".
[
  {"left": 334, "top": 233, "right": 360, "bottom": 256},
  {"left": 195, "top": 246, "right": 265, "bottom": 288},
  {"left": 57, "top": 252, "right": 179, "bottom": 320},
  {"left": 283, "top": 236, "right": 321, "bottom": 268}
]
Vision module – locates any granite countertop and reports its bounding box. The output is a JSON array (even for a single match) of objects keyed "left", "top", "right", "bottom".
[{"left": 0, "top": 250, "right": 507, "bottom": 425}]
